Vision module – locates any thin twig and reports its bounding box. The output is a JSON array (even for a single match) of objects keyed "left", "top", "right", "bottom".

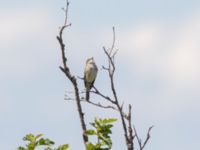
[
  {"left": 65, "top": 97, "right": 118, "bottom": 110},
  {"left": 103, "top": 27, "right": 130, "bottom": 149},
  {"left": 133, "top": 125, "right": 153, "bottom": 150},
  {"left": 89, "top": 26, "right": 153, "bottom": 150},
  {"left": 133, "top": 125, "right": 142, "bottom": 149},
  {"left": 127, "top": 105, "right": 134, "bottom": 149},
  {"left": 109, "top": 27, "right": 116, "bottom": 55},
  {"left": 56, "top": 0, "right": 88, "bottom": 146},
  {"left": 91, "top": 86, "right": 115, "bottom": 104},
  {"left": 64, "top": 0, "right": 69, "bottom": 26},
  {"left": 141, "top": 126, "right": 154, "bottom": 150}
]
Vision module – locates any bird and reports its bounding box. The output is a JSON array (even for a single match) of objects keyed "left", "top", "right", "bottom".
[{"left": 84, "top": 57, "right": 98, "bottom": 101}]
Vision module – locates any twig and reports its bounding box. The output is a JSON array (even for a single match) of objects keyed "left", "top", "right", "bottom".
[
  {"left": 86, "top": 101, "right": 117, "bottom": 110},
  {"left": 109, "top": 27, "right": 115, "bottom": 55},
  {"left": 133, "top": 125, "right": 153, "bottom": 150},
  {"left": 63, "top": 0, "right": 69, "bottom": 26},
  {"left": 127, "top": 105, "right": 134, "bottom": 149},
  {"left": 133, "top": 125, "right": 142, "bottom": 149},
  {"left": 65, "top": 90, "right": 130, "bottom": 120},
  {"left": 91, "top": 86, "right": 115, "bottom": 104},
  {"left": 103, "top": 27, "right": 131, "bottom": 149},
  {"left": 65, "top": 97, "right": 117, "bottom": 110},
  {"left": 141, "top": 126, "right": 154, "bottom": 150},
  {"left": 99, "top": 27, "right": 153, "bottom": 150},
  {"left": 56, "top": 0, "right": 88, "bottom": 146}
]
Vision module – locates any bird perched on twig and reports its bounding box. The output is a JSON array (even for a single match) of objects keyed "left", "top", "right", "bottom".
[{"left": 84, "top": 57, "right": 98, "bottom": 101}]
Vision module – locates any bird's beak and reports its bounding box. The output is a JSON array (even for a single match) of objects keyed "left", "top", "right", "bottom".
[{"left": 88, "top": 57, "right": 94, "bottom": 61}]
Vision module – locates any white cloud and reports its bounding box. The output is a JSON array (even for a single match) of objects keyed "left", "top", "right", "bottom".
[
  {"left": 0, "top": 9, "right": 57, "bottom": 78},
  {"left": 0, "top": 10, "right": 49, "bottom": 43},
  {"left": 116, "top": 12, "right": 200, "bottom": 120},
  {"left": 164, "top": 14, "right": 200, "bottom": 85},
  {"left": 119, "top": 13, "right": 200, "bottom": 86}
]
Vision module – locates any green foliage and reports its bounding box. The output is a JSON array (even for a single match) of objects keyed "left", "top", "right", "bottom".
[
  {"left": 85, "top": 118, "right": 117, "bottom": 150},
  {"left": 17, "top": 118, "right": 116, "bottom": 150},
  {"left": 17, "top": 134, "right": 69, "bottom": 150},
  {"left": 56, "top": 144, "right": 69, "bottom": 150}
]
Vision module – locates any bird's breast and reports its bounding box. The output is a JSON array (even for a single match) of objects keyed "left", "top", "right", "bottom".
[{"left": 85, "top": 65, "right": 97, "bottom": 82}]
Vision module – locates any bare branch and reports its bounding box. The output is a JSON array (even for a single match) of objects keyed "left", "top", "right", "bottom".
[
  {"left": 109, "top": 27, "right": 116, "bottom": 55},
  {"left": 64, "top": 0, "right": 70, "bottom": 26},
  {"left": 83, "top": 100, "right": 117, "bottom": 110},
  {"left": 133, "top": 125, "right": 153, "bottom": 150},
  {"left": 102, "top": 65, "right": 109, "bottom": 71},
  {"left": 127, "top": 105, "right": 134, "bottom": 149},
  {"left": 141, "top": 126, "right": 154, "bottom": 150},
  {"left": 86, "top": 26, "right": 153, "bottom": 150},
  {"left": 133, "top": 125, "right": 142, "bottom": 149},
  {"left": 65, "top": 97, "right": 117, "bottom": 110},
  {"left": 56, "top": 0, "right": 88, "bottom": 146},
  {"left": 103, "top": 27, "right": 131, "bottom": 149},
  {"left": 91, "top": 86, "right": 115, "bottom": 104}
]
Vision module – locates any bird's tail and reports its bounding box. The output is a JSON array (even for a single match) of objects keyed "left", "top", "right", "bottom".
[{"left": 86, "top": 90, "right": 90, "bottom": 101}]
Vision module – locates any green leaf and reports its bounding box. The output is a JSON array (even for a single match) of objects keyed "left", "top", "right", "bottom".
[
  {"left": 86, "top": 143, "right": 95, "bottom": 150},
  {"left": 23, "top": 134, "right": 35, "bottom": 143},
  {"left": 102, "top": 118, "right": 117, "bottom": 124},
  {"left": 35, "top": 134, "right": 43, "bottom": 140},
  {"left": 27, "top": 142, "right": 35, "bottom": 150},
  {"left": 86, "top": 118, "right": 117, "bottom": 150},
  {"left": 56, "top": 144, "right": 69, "bottom": 150},
  {"left": 37, "top": 138, "right": 55, "bottom": 146},
  {"left": 85, "top": 130, "right": 97, "bottom": 135},
  {"left": 17, "top": 146, "right": 26, "bottom": 150},
  {"left": 18, "top": 133, "right": 69, "bottom": 150},
  {"left": 99, "top": 134, "right": 112, "bottom": 145}
]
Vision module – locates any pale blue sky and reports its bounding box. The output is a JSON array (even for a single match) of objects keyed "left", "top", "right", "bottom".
[{"left": 0, "top": 0, "right": 200, "bottom": 149}]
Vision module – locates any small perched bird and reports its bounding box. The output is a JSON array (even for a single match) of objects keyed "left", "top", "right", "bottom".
[{"left": 84, "top": 57, "right": 98, "bottom": 101}]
